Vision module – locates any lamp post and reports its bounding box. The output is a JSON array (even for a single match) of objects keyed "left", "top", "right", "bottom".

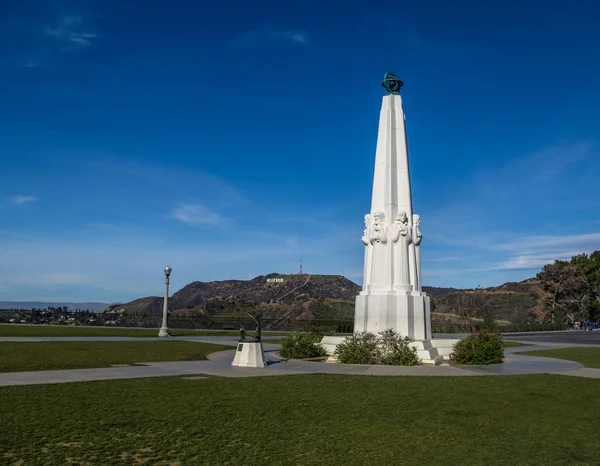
[{"left": 158, "top": 266, "right": 172, "bottom": 337}]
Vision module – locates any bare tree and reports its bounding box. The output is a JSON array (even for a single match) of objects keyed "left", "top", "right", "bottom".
[{"left": 453, "top": 287, "right": 488, "bottom": 333}]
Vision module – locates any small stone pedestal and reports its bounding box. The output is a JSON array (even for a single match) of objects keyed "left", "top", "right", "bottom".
[{"left": 231, "top": 340, "right": 267, "bottom": 368}]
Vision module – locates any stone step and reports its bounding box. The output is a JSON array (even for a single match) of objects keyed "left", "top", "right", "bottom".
[{"left": 320, "top": 336, "right": 347, "bottom": 356}]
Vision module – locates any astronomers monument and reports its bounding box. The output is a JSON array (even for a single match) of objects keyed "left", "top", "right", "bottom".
[
  {"left": 323, "top": 73, "right": 455, "bottom": 364},
  {"left": 354, "top": 72, "right": 431, "bottom": 340}
]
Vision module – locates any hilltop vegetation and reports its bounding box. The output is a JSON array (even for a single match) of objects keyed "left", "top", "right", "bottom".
[
  {"left": 103, "top": 274, "right": 362, "bottom": 323},
  {"left": 100, "top": 250, "right": 600, "bottom": 328},
  {"left": 104, "top": 273, "right": 541, "bottom": 326}
]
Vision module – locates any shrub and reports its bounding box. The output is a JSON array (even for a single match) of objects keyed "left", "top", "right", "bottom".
[
  {"left": 378, "top": 329, "right": 420, "bottom": 366},
  {"left": 450, "top": 331, "right": 504, "bottom": 365},
  {"left": 279, "top": 333, "right": 327, "bottom": 359},
  {"left": 335, "top": 332, "right": 380, "bottom": 364},
  {"left": 335, "top": 329, "right": 420, "bottom": 366}
]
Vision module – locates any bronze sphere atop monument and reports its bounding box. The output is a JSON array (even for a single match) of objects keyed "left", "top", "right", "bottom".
[{"left": 381, "top": 72, "right": 403, "bottom": 95}]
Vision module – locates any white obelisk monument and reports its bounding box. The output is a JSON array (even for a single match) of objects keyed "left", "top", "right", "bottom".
[{"left": 354, "top": 73, "right": 432, "bottom": 341}]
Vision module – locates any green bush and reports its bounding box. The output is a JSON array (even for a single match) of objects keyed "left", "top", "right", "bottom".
[
  {"left": 335, "top": 332, "right": 380, "bottom": 364},
  {"left": 335, "top": 329, "right": 420, "bottom": 366},
  {"left": 451, "top": 331, "right": 504, "bottom": 365},
  {"left": 378, "top": 329, "right": 420, "bottom": 366},
  {"left": 279, "top": 333, "right": 327, "bottom": 359}
]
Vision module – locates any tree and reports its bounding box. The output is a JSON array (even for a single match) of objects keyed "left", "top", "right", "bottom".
[
  {"left": 572, "top": 251, "right": 600, "bottom": 321},
  {"left": 531, "top": 252, "right": 600, "bottom": 323},
  {"left": 453, "top": 287, "right": 488, "bottom": 333}
]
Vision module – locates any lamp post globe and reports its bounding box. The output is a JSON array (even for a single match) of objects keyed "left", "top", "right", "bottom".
[{"left": 158, "top": 265, "right": 172, "bottom": 337}]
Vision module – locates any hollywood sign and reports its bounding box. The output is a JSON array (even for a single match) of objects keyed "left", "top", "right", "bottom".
[{"left": 266, "top": 278, "right": 284, "bottom": 283}]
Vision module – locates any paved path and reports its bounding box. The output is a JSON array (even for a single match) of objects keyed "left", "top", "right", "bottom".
[
  {"left": 503, "top": 330, "right": 600, "bottom": 346},
  {"left": 0, "top": 336, "right": 599, "bottom": 387}
]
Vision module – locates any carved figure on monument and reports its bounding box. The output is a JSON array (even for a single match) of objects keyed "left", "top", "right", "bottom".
[
  {"left": 361, "top": 214, "right": 373, "bottom": 290},
  {"left": 368, "top": 211, "right": 390, "bottom": 288},
  {"left": 412, "top": 214, "right": 423, "bottom": 291},
  {"left": 361, "top": 214, "right": 371, "bottom": 246},
  {"left": 369, "top": 211, "right": 388, "bottom": 244},
  {"left": 392, "top": 211, "right": 412, "bottom": 286}
]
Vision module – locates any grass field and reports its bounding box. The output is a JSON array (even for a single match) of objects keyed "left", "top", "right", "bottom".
[
  {"left": 0, "top": 341, "right": 232, "bottom": 372},
  {"left": 1, "top": 374, "right": 599, "bottom": 465},
  {"left": 516, "top": 347, "right": 600, "bottom": 368},
  {"left": 0, "top": 324, "right": 284, "bottom": 338}
]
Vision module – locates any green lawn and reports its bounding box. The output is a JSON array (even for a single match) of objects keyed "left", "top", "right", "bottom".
[
  {"left": 0, "top": 324, "right": 284, "bottom": 338},
  {"left": 502, "top": 341, "right": 532, "bottom": 348},
  {"left": 516, "top": 347, "right": 600, "bottom": 368},
  {"left": 1, "top": 374, "right": 599, "bottom": 465},
  {"left": 0, "top": 341, "right": 232, "bottom": 372}
]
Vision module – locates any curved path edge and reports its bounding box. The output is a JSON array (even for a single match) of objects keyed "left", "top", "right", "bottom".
[{"left": 0, "top": 338, "right": 599, "bottom": 387}]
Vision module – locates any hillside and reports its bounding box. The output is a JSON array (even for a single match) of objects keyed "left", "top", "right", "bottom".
[
  {"left": 431, "top": 279, "right": 539, "bottom": 323},
  {"left": 104, "top": 274, "right": 363, "bottom": 321},
  {"left": 105, "top": 273, "right": 537, "bottom": 325}
]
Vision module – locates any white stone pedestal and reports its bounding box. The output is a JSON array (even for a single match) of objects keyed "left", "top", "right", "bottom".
[
  {"left": 354, "top": 292, "right": 432, "bottom": 340},
  {"left": 231, "top": 340, "right": 267, "bottom": 368}
]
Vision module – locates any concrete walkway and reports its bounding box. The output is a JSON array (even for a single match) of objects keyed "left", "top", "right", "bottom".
[{"left": 0, "top": 336, "right": 599, "bottom": 387}]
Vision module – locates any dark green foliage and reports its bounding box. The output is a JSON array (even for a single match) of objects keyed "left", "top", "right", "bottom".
[
  {"left": 335, "top": 332, "right": 379, "bottom": 364},
  {"left": 279, "top": 333, "right": 327, "bottom": 359},
  {"left": 309, "top": 299, "right": 355, "bottom": 321},
  {"left": 335, "top": 330, "right": 420, "bottom": 366},
  {"left": 451, "top": 331, "right": 504, "bottom": 365},
  {"left": 481, "top": 314, "right": 497, "bottom": 331},
  {"left": 531, "top": 251, "right": 600, "bottom": 323},
  {"left": 308, "top": 319, "right": 353, "bottom": 335},
  {"left": 378, "top": 329, "right": 420, "bottom": 366}
]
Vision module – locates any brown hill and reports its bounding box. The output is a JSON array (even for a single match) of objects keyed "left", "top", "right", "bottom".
[
  {"left": 104, "top": 274, "right": 537, "bottom": 324},
  {"left": 171, "top": 273, "right": 361, "bottom": 312},
  {"left": 104, "top": 274, "right": 366, "bottom": 321},
  {"left": 430, "top": 279, "right": 538, "bottom": 323}
]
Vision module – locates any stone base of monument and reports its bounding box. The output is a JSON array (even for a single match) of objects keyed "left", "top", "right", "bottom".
[
  {"left": 320, "top": 336, "right": 459, "bottom": 366},
  {"left": 354, "top": 292, "right": 433, "bottom": 340},
  {"left": 231, "top": 340, "right": 267, "bottom": 368}
]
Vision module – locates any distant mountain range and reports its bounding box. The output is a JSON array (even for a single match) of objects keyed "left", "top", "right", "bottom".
[
  {"left": 102, "top": 273, "right": 537, "bottom": 324},
  {"left": 0, "top": 302, "right": 110, "bottom": 312},
  {"left": 1, "top": 274, "right": 539, "bottom": 324}
]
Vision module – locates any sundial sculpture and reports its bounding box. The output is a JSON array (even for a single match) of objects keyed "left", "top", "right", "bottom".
[
  {"left": 238, "top": 312, "right": 262, "bottom": 342},
  {"left": 231, "top": 312, "right": 267, "bottom": 368}
]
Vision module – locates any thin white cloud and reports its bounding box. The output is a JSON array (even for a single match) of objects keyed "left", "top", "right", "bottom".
[
  {"left": 236, "top": 29, "right": 310, "bottom": 48},
  {"left": 421, "top": 256, "right": 461, "bottom": 262},
  {"left": 9, "top": 195, "right": 36, "bottom": 205},
  {"left": 20, "top": 60, "right": 40, "bottom": 68},
  {"left": 170, "top": 204, "right": 224, "bottom": 227},
  {"left": 493, "top": 233, "right": 600, "bottom": 254},
  {"left": 490, "top": 252, "right": 585, "bottom": 270},
  {"left": 485, "top": 233, "right": 600, "bottom": 270},
  {"left": 43, "top": 16, "right": 97, "bottom": 48},
  {"left": 265, "top": 29, "right": 308, "bottom": 44}
]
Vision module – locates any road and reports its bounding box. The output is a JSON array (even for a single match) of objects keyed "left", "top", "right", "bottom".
[{"left": 503, "top": 330, "right": 600, "bottom": 346}]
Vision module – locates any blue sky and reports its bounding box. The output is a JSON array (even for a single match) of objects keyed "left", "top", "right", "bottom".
[{"left": 1, "top": 0, "right": 599, "bottom": 302}]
